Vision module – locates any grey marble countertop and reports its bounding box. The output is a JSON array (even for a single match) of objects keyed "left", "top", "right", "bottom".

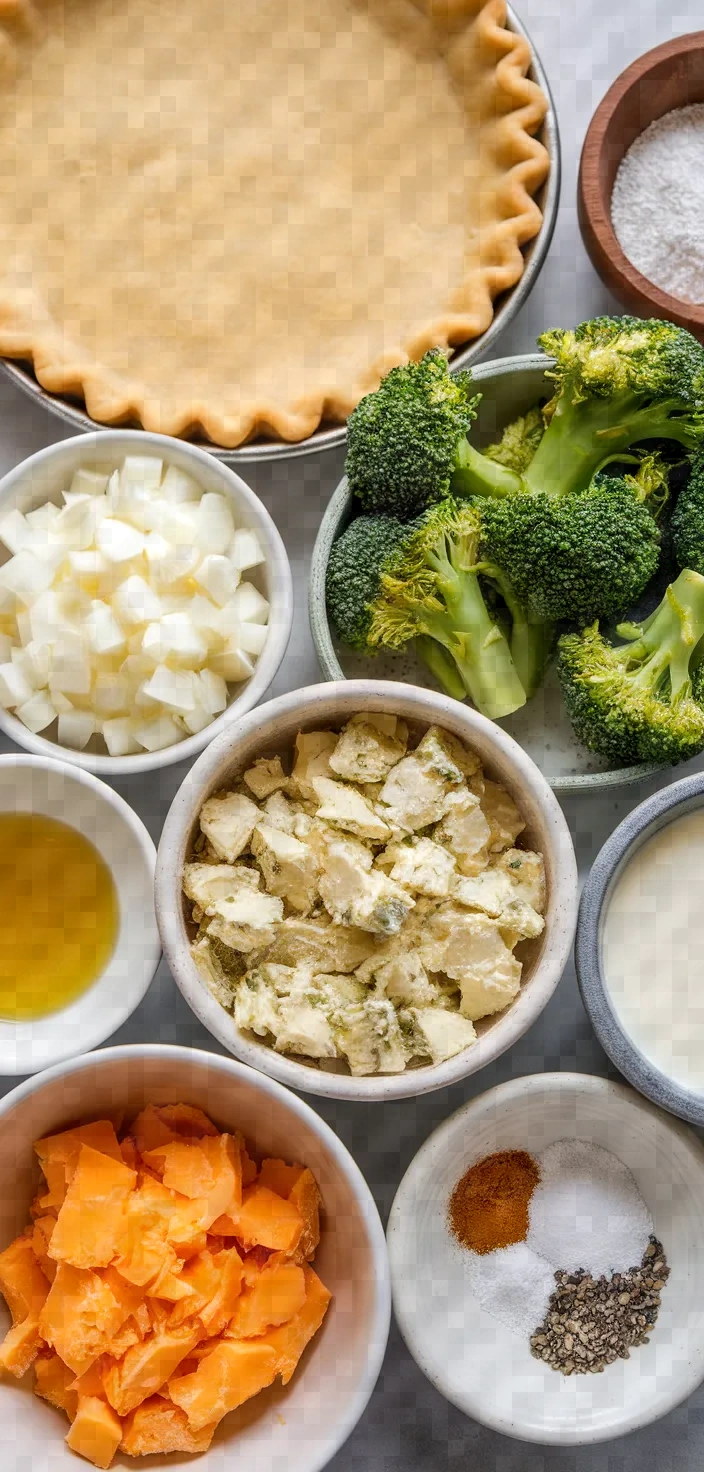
[{"left": 1, "top": 1, "right": 703, "bottom": 1465}]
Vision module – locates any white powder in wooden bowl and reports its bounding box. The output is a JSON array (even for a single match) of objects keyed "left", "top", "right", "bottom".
[{"left": 611, "top": 103, "right": 704, "bottom": 305}]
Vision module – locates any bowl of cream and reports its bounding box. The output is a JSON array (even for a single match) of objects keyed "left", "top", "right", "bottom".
[{"left": 576, "top": 771, "right": 704, "bottom": 1126}]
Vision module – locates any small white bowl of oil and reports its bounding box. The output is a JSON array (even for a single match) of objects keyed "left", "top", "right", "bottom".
[{"left": 0, "top": 755, "right": 160, "bottom": 1073}]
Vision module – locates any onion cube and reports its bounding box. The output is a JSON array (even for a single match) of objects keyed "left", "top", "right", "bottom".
[
  {"left": 0, "top": 661, "right": 33, "bottom": 707},
  {"left": 0, "top": 551, "right": 58, "bottom": 600},
  {"left": 142, "top": 614, "right": 207, "bottom": 668},
  {"left": 232, "top": 582, "right": 269, "bottom": 625},
  {"left": 93, "top": 671, "right": 129, "bottom": 717},
  {"left": 15, "top": 611, "right": 31, "bottom": 646},
  {"left": 194, "top": 554, "right": 237, "bottom": 607},
  {"left": 140, "top": 665, "right": 196, "bottom": 713},
  {"left": 229, "top": 528, "right": 265, "bottom": 572},
  {"left": 0, "top": 510, "right": 32, "bottom": 556},
  {"left": 187, "top": 594, "right": 223, "bottom": 639},
  {"left": 58, "top": 710, "right": 95, "bottom": 750},
  {"left": 11, "top": 647, "right": 39, "bottom": 691},
  {"left": 29, "top": 591, "right": 61, "bottom": 646},
  {"left": 160, "top": 465, "right": 201, "bottom": 503},
  {"left": 112, "top": 574, "right": 162, "bottom": 626},
  {"left": 96, "top": 518, "right": 146, "bottom": 563},
  {"left": 145, "top": 502, "right": 199, "bottom": 546},
  {"left": 69, "top": 550, "right": 107, "bottom": 578},
  {"left": 133, "top": 714, "right": 183, "bottom": 751},
  {"left": 0, "top": 634, "right": 12, "bottom": 664},
  {"left": 237, "top": 621, "right": 268, "bottom": 657},
  {"left": 182, "top": 703, "right": 213, "bottom": 735},
  {"left": 49, "top": 498, "right": 97, "bottom": 550},
  {"left": 86, "top": 600, "right": 126, "bottom": 656},
  {"left": 50, "top": 689, "right": 74, "bottom": 715},
  {"left": 119, "top": 456, "right": 162, "bottom": 492},
  {"left": 102, "top": 716, "right": 141, "bottom": 757},
  {"left": 209, "top": 642, "right": 254, "bottom": 683},
  {"left": 196, "top": 668, "right": 228, "bottom": 715},
  {"left": 23, "top": 641, "right": 51, "bottom": 686},
  {"left": 16, "top": 691, "right": 57, "bottom": 734},
  {"left": 145, "top": 535, "right": 199, "bottom": 587},
  {"left": 25, "top": 503, "right": 60, "bottom": 531},
  {"left": 49, "top": 637, "right": 92, "bottom": 696},
  {"left": 68, "top": 469, "right": 109, "bottom": 499},
  {"left": 196, "top": 493, "right": 234, "bottom": 556}
]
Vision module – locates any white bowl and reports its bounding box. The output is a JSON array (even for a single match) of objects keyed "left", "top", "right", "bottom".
[
  {"left": 0, "top": 430, "right": 293, "bottom": 774},
  {"left": 0, "top": 755, "right": 160, "bottom": 1073},
  {"left": 387, "top": 1072, "right": 704, "bottom": 1445},
  {"left": 0, "top": 1043, "right": 390, "bottom": 1472},
  {"left": 155, "top": 680, "right": 578, "bottom": 1102}
]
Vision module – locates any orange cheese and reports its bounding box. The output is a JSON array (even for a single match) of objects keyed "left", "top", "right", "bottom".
[{"left": 0, "top": 1106, "right": 330, "bottom": 1468}]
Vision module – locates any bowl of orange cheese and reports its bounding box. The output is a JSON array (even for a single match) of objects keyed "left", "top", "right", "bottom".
[{"left": 0, "top": 1044, "right": 389, "bottom": 1471}]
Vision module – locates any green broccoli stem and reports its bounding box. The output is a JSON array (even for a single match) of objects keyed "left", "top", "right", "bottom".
[
  {"left": 614, "top": 569, "right": 704, "bottom": 702},
  {"left": 479, "top": 560, "right": 553, "bottom": 698},
  {"left": 451, "top": 438, "right": 522, "bottom": 499},
  {"left": 415, "top": 636, "right": 467, "bottom": 701},
  {"left": 450, "top": 391, "right": 699, "bottom": 503},
  {"left": 422, "top": 543, "right": 527, "bottom": 719}
]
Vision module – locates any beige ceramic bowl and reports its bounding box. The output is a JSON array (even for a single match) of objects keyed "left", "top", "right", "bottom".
[
  {"left": 0, "top": 430, "right": 293, "bottom": 774},
  {"left": 155, "top": 680, "right": 578, "bottom": 1102},
  {"left": 0, "top": 1044, "right": 390, "bottom": 1471}
]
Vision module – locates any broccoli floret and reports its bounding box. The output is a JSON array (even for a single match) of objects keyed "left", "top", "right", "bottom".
[
  {"left": 345, "top": 350, "right": 480, "bottom": 517},
  {"left": 477, "top": 467, "right": 664, "bottom": 624},
  {"left": 484, "top": 405, "right": 546, "bottom": 474},
  {"left": 326, "top": 501, "right": 530, "bottom": 719},
  {"left": 557, "top": 569, "right": 704, "bottom": 766},
  {"left": 452, "top": 316, "right": 704, "bottom": 622},
  {"left": 324, "top": 513, "right": 410, "bottom": 649},
  {"left": 671, "top": 449, "right": 704, "bottom": 575}
]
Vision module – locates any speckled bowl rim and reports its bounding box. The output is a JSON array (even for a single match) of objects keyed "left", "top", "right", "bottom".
[
  {"left": 307, "top": 351, "right": 665, "bottom": 797},
  {"left": 576, "top": 771, "right": 704, "bottom": 1126}
]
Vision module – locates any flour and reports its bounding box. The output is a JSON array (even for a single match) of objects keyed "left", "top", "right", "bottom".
[{"left": 611, "top": 103, "right": 704, "bottom": 304}]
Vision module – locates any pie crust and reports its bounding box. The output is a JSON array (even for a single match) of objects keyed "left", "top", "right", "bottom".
[{"left": 0, "top": 0, "right": 549, "bottom": 447}]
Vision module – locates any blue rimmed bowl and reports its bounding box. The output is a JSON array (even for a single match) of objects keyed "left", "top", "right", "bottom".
[{"left": 576, "top": 771, "right": 704, "bottom": 1127}]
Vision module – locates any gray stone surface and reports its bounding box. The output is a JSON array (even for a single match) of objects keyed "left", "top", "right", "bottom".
[{"left": 0, "top": 0, "right": 703, "bottom": 1462}]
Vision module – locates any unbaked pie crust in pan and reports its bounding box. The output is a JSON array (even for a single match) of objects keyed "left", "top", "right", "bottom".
[{"left": 0, "top": 0, "right": 549, "bottom": 448}]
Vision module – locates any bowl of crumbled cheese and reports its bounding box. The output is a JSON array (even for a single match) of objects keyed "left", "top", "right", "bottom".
[
  {"left": 578, "top": 34, "right": 704, "bottom": 334},
  {"left": 388, "top": 1071, "right": 704, "bottom": 1443},
  {"left": 155, "top": 681, "right": 578, "bottom": 1101}
]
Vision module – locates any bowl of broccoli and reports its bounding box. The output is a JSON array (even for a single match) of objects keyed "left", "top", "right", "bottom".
[{"left": 310, "top": 317, "right": 704, "bottom": 793}]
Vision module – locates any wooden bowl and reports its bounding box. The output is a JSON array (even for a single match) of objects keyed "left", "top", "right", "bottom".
[{"left": 578, "top": 33, "right": 704, "bottom": 337}]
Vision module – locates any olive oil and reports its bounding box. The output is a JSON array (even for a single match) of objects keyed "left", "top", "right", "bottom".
[{"left": 0, "top": 813, "right": 119, "bottom": 1020}]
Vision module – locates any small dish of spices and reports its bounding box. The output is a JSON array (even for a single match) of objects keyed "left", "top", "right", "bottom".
[{"left": 387, "top": 1072, "right": 704, "bottom": 1445}]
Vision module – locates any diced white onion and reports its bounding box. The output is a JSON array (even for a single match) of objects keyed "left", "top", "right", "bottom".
[
  {"left": 0, "top": 456, "right": 270, "bottom": 756},
  {"left": 232, "top": 582, "right": 270, "bottom": 625},
  {"left": 16, "top": 691, "right": 57, "bottom": 734},
  {"left": 58, "top": 710, "right": 95, "bottom": 750},
  {"left": 229, "top": 527, "right": 265, "bottom": 571}
]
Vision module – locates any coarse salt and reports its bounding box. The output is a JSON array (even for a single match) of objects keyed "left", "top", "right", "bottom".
[
  {"left": 611, "top": 104, "right": 704, "bottom": 305},
  {"left": 527, "top": 1139, "right": 653, "bottom": 1280}
]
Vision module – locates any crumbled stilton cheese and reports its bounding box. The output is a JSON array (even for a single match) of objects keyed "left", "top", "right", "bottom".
[
  {"left": 243, "top": 755, "right": 289, "bottom": 800},
  {"left": 198, "top": 791, "right": 260, "bottom": 862},
  {"left": 183, "top": 714, "right": 545, "bottom": 1076}
]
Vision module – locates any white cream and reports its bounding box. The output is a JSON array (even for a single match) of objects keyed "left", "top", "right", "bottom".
[{"left": 602, "top": 808, "right": 704, "bottom": 1091}]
